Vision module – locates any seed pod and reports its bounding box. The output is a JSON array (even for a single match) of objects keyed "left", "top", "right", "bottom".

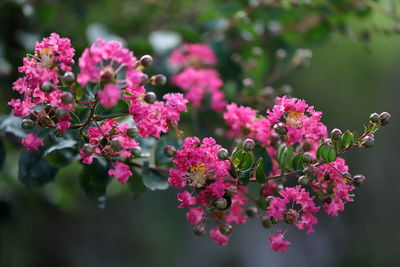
[
  {"left": 217, "top": 148, "right": 229, "bottom": 160},
  {"left": 21, "top": 119, "right": 34, "bottom": 130},
  {"left": 194, "top": 223, "right": 206, "bottom": 236},
  {"left": 219, "top": 224, "right": 233, "bottom": 236},
  {"left": 243, "top": 139, "right": 255, "bottom": 151},
  {"left": 126, "top": 126, "right": 139, "bottom": 138},
  {"left": 151, "top": 74, "right": 167, "bottom": 86},
  {"left": 63, "top": 71, "right": 75, "bottom": 84},
  {"left": 144, "top": 92, "right": 157, "bottom": 104},
  {"left": 140, "top": 55, "right": 153, "bottom": 68},
  {"left": 164, "top": 145, "right": 176, "bottom": 158},
  {"left": 214, "top": 198, "right": 228, "bottom": 210}
]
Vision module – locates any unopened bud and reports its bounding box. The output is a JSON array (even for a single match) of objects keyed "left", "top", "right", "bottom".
[
  {"left": 219, "top": 223, "right": 233, "bottom": 236},
  {"left": 246, "top": 206, "right": 258, "bottom": 217},
  {"left": 270, "top": 217, "right": 279, "bottom": 224},
  {"left": 217, "top": 148, "right": 229, "bottom": 160},
  {"left": 298, "top": 175, "right": 310, "bottom": 186},
  {"left": 369, "top": 113, "right": 380, "bottom": 123},
  {"left": 111, "top": 137, "right": 122, "bottom": 151},
  {"left": 21, "top": 119, "right": 34, "bottom": 130},
  {"left": 214, "top": 198, "right": 228, "bottom": 210},
  {"left": 61, "top": 92, "right": 74, "bottom": 104},
  {"left": 331, "top": 128, "right": 342, "bottom": 140},
  {"left": 41, "top": 82, "right": 54, "bottom": 93},
  {"left": 126, "top": 126, "right": 139, "bottom": 138},
  {"left": 131, "top": 146, "right": 142, "bottom": 157},
  {"left": 63, "top": 72, "right": 75, "bottom": 84},
  {"left": 361, "top": 134, "right": 374, "bottom": 148},
  {"left": 55, "top": 108, "right": 68, "bottom": 119},
  {"left": 243, "top": 139, "right": 255, "bottom": 151},
  {"left": 139, "top": 55, "right": 153, "bottom": 68},
  {"left": 302, "top": 153, "right": 313, "bottom": 164},
  {"left": 225, "top": 185, "right": 237, "bottom": 197},
  {"left": 164, "top": 145, "right": 176, "bottom": 158},
  {"left": 151, "top": 74, "right": 167, "bottom": 86},
  {"left": 194, "top": 223, "right": 206, "bottom": 236},
  {"left": 353, "top": 174, "right": 367, "bottom": 186},
  {"left": 273, "top": 123, "right": 287, "bottom": 135},
  {"left": 379, "top": 112, "right": 391, "bottom": 125},
  {"left": 144, "top": 92, "right": 157, "bottom": 104},
  {"left": 83, "top": 143, "right": 95, "bottom": 155}
]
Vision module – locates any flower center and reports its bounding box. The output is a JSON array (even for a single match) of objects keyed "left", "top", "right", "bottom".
[
  {"left": 188, "top": 163, "right": 208, "bottom": 188},
  {"left": 285, "top": 110, "right": 303, "bottom": 129},
  {"left": 38, "top": 48, "right": 54, "bottom": 68}
]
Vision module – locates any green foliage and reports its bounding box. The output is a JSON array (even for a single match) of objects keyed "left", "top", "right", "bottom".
[{"left": 141, "top": 161, "right": 169, "bottom": 191}]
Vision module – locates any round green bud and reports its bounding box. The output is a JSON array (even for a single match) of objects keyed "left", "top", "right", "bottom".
[
  {"left": 131, "top": 146, "right": 142, "bottom": 157},
  {"left": 61, "top": 92, "right": 74, "bottom": 104},
  {"left": 163, "top": 145, "right": 176, "bottom": 158},
  {"left": 302, "top": 153, "right": 313, "bottom": 164},
  {"left": 21, "top": 119, "right": 34, "bottom": 130},
  {"left": 41, "top": 82, "right": 54, "bottom": 93},
  {"left": 194, "top": 223, "right": 206, "bottom": 236},
  {"left": 261, "top": 216, "right": 273, "bottom": 228},
  {"left": 83, "top": 143, "right": 95, "bottom": 155},
  {"left": 379, "top": 112, "right": 391, "bottom": 126},
  {"left": 219, "top": 224, "right": 233, "bottom": 236},
  {"left": 139, "top": 55, "right": 153, "bottom": 68},
  {"left": 55, "top": 108, "right": 68, "bottom": 119},
  {"left": 225, "top": 185, "right": 238, "bottom": 197},
  {"left": 111, "top": 137, "right": 122, "bottom": 151},
  {"left": 63, "top": 71, "right": 75, "bottom": 84},
  {"left": 298, "top": 175, "right": 310, "bottom": 186},
  {"left": 361, "top": 134, "right": 374, "bottom": 148},
  {"left": 214, "top": 198, "right": 228, "bottom": 210},
  {"left": 243, "top": 139, "right": 255, "bottom": 151},
  {"left": 126, "top": 127, "right": 139, "bottom": 138},
  {"left": 369, "top": 113, "right": 380, "bottom": 123},
  {"left": 144, "top": 92, "right": 157, "bottom": 104},
  {"left": 151, "top": 74, "right": 167, "bottom": 86},
  {"left": 330, "top": 128, "right": 342, "bottom": 140},
  {"left": 353, "top": 174, "right": 367, "bottom": 186},
  {"left": 273, "top": 123, "right": 287, "bottom": 136},
  {"left": 246, "top": 206, "right": 258, "bottom": 217},
  {"left": 217, "top": 148, "right": 229, "bottom": 160}
]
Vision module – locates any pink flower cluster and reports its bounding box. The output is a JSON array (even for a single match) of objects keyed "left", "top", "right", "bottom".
[
  {"left": 9, "top": 33, "right": 76, "bottom": 151},
  {"left": 267, "top": 96, "right": 327, "bottom": 153},
  {"left": 78, "top": 38, "right": 188, "bottom": 138},
  {"left": 314, "top": 158, "right": 354, "bottom": 216},
  {"left": 266, "top": 185, "right": 320, "bottom": 252},
  {"left": 168, "top": 137, "right": 248, "bottom": 246},
  {"left": 170, "top": 44, "right": 226, "bottom": 111}
]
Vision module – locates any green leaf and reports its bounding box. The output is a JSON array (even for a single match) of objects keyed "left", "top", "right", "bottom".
[
  {"left": 0, "top": 116, "right": 26, "bottom": 139},
  {"left": 154, "top": 134, "right": 182, "bottom": 167},
  {"left": 80, "top": 158, "right": 110, "bottom": 206},
  {"left": 238, "top": 169, "right": 251, "bottom": 185},
  {"left": 128, "top": 169, "right": 147, "bottom": 199},
  {"left": 253, "top": 145, "right": 273, "bottom": 177},
  {"left": 231, "top": 149, "right": 254, "bottom": 171},
  {"left": 342, "top": 130, "right": 353, "bottom": 148},
  {"left": 0, "top": 137, "right": 5, "bottom": 171},
  {"left": 44, "top": 139, "right": 77, "bottom": 168},
  {"left": 255, "top": 159, "right": 266, "bottom": 183},
  {"left": 279, "top": 145, "right": 294, "bottom": 169},
  {"left": 320, "top": 145, "right": 336, "bottom": 163},
  {"left": 292, "top": 152, "right": 304, "bottom": 170},
  {"left": 18, "top": 150, "right": 58, "bottom": 188},
  {"left": 256, "top": 197, "right": 268, "bottom": 211},
  {"left": 229, "top": 164, "right": 238, "bottom": 178},
  {"left": 141, "top": 161, "right": 169, "bottom": 190}
]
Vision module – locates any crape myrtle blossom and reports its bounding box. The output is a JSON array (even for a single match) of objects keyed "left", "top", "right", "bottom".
[
  {"left": 170, "top": 44, "right": 227, "bottom": 111},
  {"left": 168, "top": 137, "right": 248, "bottom": 246},
  {"left": 22, "top": 133, "right": 44, "bottom": 152},
  {"left": 269, "top": 229, "right": 292, "bottom": 252}
]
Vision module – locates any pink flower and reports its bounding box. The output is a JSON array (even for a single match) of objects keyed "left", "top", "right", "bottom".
[
  {"left": 169, "top": 43, "right": 217, "bottom": 67},
  {"left": 172, "top": 68, "right": 226, "bottom": 111},
  {"left": 22, "top": 133, "right": 44, "bottom": 151},
  {"left": 223, "top": 103, "right": 257, "bottom": 138},
  {"left": 269, "top": 230, "right": 291, "bottom": 252},
  {"left": 108, "top": 161, "right": 132, "bottom": 184},
  {"left": 177, "top": 191, "right": 197, "bottom": 208},
  {"left": 98, "top": 84, "right": 121, "bottom": 107},
  {"left": 186, "top": 207, "right": 204, "bottom": 225},
  {"left": 77, "top": 38, "right": 136, "bottom": 86},
  {"left": 210, "top": 228, "right": 229, "bottom": 246}
]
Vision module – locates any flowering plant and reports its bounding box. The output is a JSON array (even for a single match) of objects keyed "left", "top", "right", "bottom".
[{"left": 0, "top": 30, "right": 392, "bottom": 253}]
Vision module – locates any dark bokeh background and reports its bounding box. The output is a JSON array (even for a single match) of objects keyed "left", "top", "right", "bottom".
[{"left": 0, "top": 1, "right": 399, "bottom": 266}]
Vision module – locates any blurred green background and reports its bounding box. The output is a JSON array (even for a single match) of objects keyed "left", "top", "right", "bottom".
[{"left": 0, "top": 0, "right": 399, "bottom": 266}]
